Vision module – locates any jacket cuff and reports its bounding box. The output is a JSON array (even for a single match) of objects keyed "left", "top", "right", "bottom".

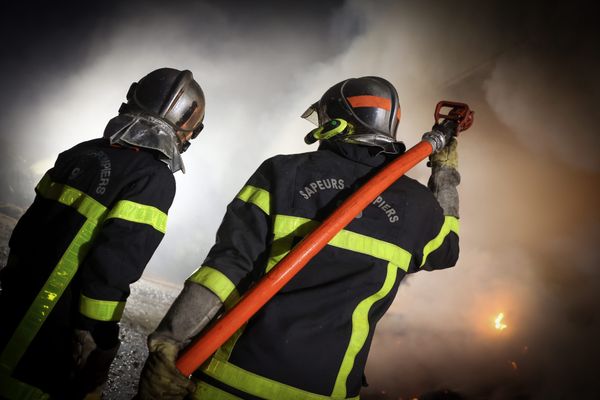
[{"left": 79, "top": 293, "right": 126, "bottom": 322}]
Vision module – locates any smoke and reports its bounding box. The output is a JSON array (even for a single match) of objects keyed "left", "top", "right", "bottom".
[
  {"left": 483, "top": 2, "right": 600, "bottom": 172},
  {"left": 1, "top": 0, "right": 599, "bottom": 398},
  {"left": 0, "top": 0, "right": 353, "bottom": 279},
  {"left": 365, "top": 221, "right": 600, "bottom": 399}
]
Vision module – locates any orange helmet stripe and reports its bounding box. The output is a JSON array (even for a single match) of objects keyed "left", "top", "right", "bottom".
[{"left": 346, "top": 95, "right": 401, "bottom": 120}]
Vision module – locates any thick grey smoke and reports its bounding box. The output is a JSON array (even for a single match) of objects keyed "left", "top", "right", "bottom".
[
  {"left": 484, "top": 14, "right": 600, "bottom": 172},
  {"left": 1, "top": 1, "right": 598, "bottom": 398}
]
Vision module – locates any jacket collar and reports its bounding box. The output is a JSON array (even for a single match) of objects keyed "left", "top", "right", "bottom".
[{"left": 317, "top": 140, "right": 401, "bottom": 167}]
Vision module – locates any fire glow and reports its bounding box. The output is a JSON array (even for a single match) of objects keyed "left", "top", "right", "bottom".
[{"left": 495, "top": 312, "right": 507, "bottom": 331}]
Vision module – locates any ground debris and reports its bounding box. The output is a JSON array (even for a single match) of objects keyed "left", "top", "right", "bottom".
[{"left": 104, "top": 278, "right": 180, "bottom": 399}]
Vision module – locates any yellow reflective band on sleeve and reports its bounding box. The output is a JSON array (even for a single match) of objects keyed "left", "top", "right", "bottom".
[
  {"left": 0, "top": 373, "right": 50, "bottom": 400},
  {"left": 420, "top": 215, "right": 459, "bottom": 268},
  {"left": 187, "top": 266, "right": 239, "bottom": 305},
  {"left": 0, "top": 175, "right": 108, "bottom": 376},
  {"left": 107, "top": 199, "right": 167, "bottom": 234},
  {"left": 332, "top": 262, "right": 397, "bottom": 398},
  {"left": 188, "top": 267, "right": 244, "bottom": 363},
  {"left": 267, "top": 215, "right": 412, "bottom": 272},
  {"left": 202, "top": 358, "right": 359, "bottom": 400},
  {"left": 236, "top": 185, "right": 270, "bottom": 215},
  {"left": 79, "top": 294, "right": 125, "bottom": 322}
]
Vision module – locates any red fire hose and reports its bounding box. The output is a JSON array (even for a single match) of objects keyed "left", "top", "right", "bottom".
[{"left": 175, "top": 101, "right": 474, "bottom": 376}]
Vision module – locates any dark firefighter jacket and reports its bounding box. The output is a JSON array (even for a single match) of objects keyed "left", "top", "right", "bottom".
[
  {"left": 0, "top": 138, "right": 175, "bottom": 399},
  {"left": 187, "top": 141, "right": 459, "bottom": 400}
]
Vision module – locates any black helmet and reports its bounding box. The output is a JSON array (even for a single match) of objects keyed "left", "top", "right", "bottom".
[
  {"left": 302, "top": 76, "right": 403, "bottom": 153},
  {"left": 121, "top": 68, "right": 205, "bottom": 152}
]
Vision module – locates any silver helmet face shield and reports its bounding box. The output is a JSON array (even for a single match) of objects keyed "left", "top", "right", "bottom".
[{"left": 104, "top": 113, "right": 186, "bottom": 173}]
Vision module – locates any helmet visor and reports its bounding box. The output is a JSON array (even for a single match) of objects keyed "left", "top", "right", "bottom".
[{"left": 301, "top": 102, "right": 320, "bottom": 126}]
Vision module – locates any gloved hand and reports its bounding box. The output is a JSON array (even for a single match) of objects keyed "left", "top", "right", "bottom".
[
  {"left": 137, "top": 338, "right": 196, "bottom": 400},
  {"left": 429, "top": 137, "right": 458, "bottom": 170},
  {"left": 70, "top": 329, "right": 120, "bottom": 398},
  {"left": 428, "top": 138, "right": 460, "bottom": 217},
  {"left": 73, "top": 329, "right": 97, "bottom": 370}
]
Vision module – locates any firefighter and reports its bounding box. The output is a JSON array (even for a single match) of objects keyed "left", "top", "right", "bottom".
[
  {"left": 138, "top": 76, "right": 460, "bottom": 400},
  {"left": 0, "top": 67, "right": 205, "bottom": 399}
]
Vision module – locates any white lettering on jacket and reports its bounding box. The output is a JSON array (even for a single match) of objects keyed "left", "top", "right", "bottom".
[
  {"left": 299, "top": 178, "right": 345, "bottom": 200},
  {"left": 298, "top": 179, "right": 398, "bottom": 223},
  {"left": 372, "top": 196, "right": 399, "bottom": 223},
  {"left": 90, "top": 151, "right": 112, "bottom": 195}
]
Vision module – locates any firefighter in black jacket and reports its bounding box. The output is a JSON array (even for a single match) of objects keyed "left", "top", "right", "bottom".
[
  {"left": 0, "top": 68, "right": 205, "bottom": 399},
  {"left": 138, "top": 76, "right": 460, "bottom": 400}
]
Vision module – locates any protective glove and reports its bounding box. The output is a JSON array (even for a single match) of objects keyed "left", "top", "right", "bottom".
[
  {"left": 429, "top": 137, "right": 458, "bottom": 169},
  {"left": 428, "top": 138, "right": 460, "bottom": 217},
  {"left": 137, "top": 338, "right": 196, "bottom": 400},
  {"left": 72, "top": 329, "right": 97, "bottom": 369},
  {"left": 70, "top": 329, "right": 120, "bottom": 399}
]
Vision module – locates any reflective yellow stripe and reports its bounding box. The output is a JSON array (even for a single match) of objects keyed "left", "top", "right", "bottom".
[
  {"left": 213, "top": 324, "right": 246, "bottom": 363},
  {"left": 193, "top": 379, "right": 242, "bottom": 400},
  {"left": 236, "top": 185, "right": 270, "bottom": 215},
  {"left": 36, "top": 173, "right": 108, "bottom": 221},
  {"left": 188, "top": 267, "right": 244, "bottom": 363},
  {"left": 273, "top": 214, "right": 316, "bottom": 237},
  {"left": 329, "top": 229, "right": 411, "bottom": 271},
  {"left": 332, "top": 263, "right": 397, "bottom": 398},
  {"left": 267, "top": 215, "right": 411, "bottom": 272},
  {"left": 79, "top": 294, "right": 125, "bottom": 322},
  {"left": 107, "top": 199, "right": 168, "bottom": 234},
  {"left": 203, "top": 358, "right": 359, "bottom": 400},
  {"left": 0, "top": 373, "right": 50, "bottom": 400},
  {"left": 187, "top": 266, "right": 239, "bottom": 305},
  {"left": 0, "top": 175, "right": 108, "bottom": 375},
  {"left": 265, "top": 234, "right": 294, "bottom": 272},
  {"left": 0, "top": 219, "right": 101, "bottom": 374},
  {"left": 420, "top": 216, "right": 459, "bottom": 268}
]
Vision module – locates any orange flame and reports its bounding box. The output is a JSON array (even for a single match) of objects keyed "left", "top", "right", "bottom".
[{"left": 494, "top": 312, "right": 507, "bottom": 330}]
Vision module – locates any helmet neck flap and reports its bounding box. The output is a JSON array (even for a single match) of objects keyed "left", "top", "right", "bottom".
[{"left": 103, "top": 112, "right": 186, "bottom": 173}]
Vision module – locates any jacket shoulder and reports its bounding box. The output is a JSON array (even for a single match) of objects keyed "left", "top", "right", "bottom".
[
  {"left": 392, "top": 174, "right": 440, "bottom": 209},
  {"left": 53, "top": 138, "right": 175, "bottom": 203},
  {"left": 396, "top": 174, "right": 430, "bottom": 193},
  {"left": 259, "top": 150, "right": 327, "bottom": 170}
]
